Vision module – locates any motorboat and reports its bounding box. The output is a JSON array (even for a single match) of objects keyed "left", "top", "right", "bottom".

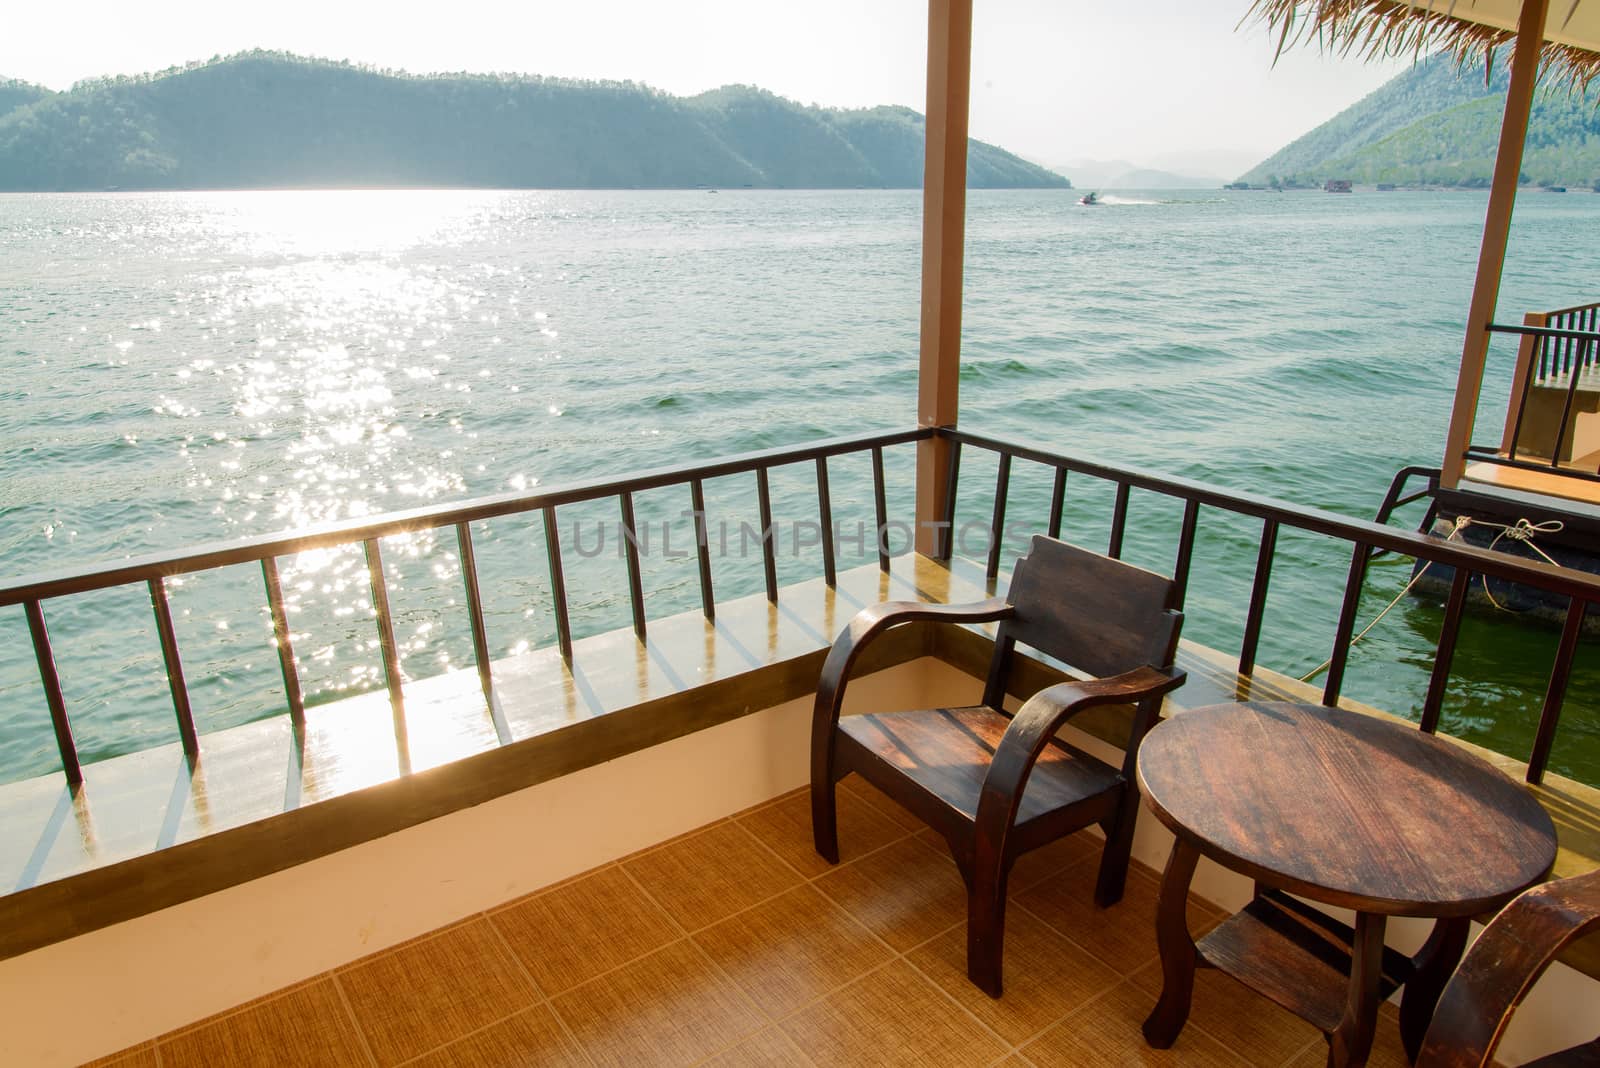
[{"left": 1078, "top": 191, "right": 1099, "bottom": 205}]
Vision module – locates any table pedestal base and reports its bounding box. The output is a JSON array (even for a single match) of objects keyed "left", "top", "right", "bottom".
[{"left": 1142, "top": 839, "right": 1472, "bottom": 1068}]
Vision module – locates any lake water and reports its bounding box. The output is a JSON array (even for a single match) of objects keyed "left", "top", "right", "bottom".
[{"left": 1, "top": 187, "right": 1597, "bottom": 784}]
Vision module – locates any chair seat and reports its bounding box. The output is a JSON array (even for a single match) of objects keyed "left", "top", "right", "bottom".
[{"left": 838, "top": 705, "right": 1124, "bottom": 828}]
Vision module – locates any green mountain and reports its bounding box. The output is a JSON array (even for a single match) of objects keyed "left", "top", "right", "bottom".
[
  {"left": 0, "top": 52, "right": 1066, "bottom": 192},
  {"left": 1241, "top": 53, "right": 1600, "bottom": 188}
]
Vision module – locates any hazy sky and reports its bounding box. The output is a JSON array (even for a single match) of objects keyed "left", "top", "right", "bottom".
[{"left": 2, "top": 0, "right": 1413, "bottom": 173}]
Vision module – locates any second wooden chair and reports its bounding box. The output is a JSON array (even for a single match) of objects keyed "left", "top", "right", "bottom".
[{"left": 810, "top": 536, "right": 1186, "bottom": 996}]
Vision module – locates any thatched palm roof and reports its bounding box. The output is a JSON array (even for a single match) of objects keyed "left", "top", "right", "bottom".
[{"left": 1247, "top": 1, "right": 1600, "bottom": 87}]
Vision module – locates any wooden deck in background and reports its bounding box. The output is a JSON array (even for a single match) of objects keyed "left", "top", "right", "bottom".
[{"left": 1463, "top": 459, "right": 1600, "bottom": 507}]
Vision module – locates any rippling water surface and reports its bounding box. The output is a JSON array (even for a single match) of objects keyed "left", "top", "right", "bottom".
[{"left": 1, "top": 188, "right": 1596, "bottom": 783}]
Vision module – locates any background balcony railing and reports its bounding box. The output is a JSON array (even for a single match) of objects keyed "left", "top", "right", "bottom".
[{"left": 1476, "top": 301, "right": 1600, "bottom": 483}]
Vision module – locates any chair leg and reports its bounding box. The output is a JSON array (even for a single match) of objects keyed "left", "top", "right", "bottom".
[
  {"left": 967, "top": 860, "right": 1010, "bottom": 998},
  {"left": 1094, "top": 789, "right": 1140, "bottom": 908},
  {"left": 811, "top": 771, "right": 840, "bottom": 865}
]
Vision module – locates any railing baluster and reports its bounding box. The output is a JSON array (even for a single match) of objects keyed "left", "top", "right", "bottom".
[
  {"left": 871, "top": 446, "right": 890, "bottom": 573},
  {"left": 1527, "top": 597, "right": 1587, "bottom": 784},
  {"left": 1549, "top": 336, "right": 1593, "bottom": 468},
  {"left": 148, "top": 577, "right": 200, "bottom": 759},
  {"left": 618, "top": 493, "right": 647, "bottom": 638},
  {"left": 1420, "top": 566, "right": 1471, "bottom": 734},
  {"left": 1107, "top": 482, "right": 1130, "bottom": 559},
  {"left": 454, "top": 523, "right": 494, "bottom": 705},
  {"left": 363, "top": 539, "right": 409, "bottom": 768},
  {"left": 1171, "top": 499, "right": 1200, "bottom": 611},
  {"left": 261, "top": 557, "right": 305, "bottom": 727},
  {"left": 815, "top": 458, "right": 836, "bottom": 588},
  {"left": 985, "top": 452, "right": 1012, "bottom": 581},
  {"left": 940, "top": 439, "right": 962, "bottom": 560},
  {"left": 1560, "top": 311, "right": 1573, "bottom": 374},
  {"left": 1238, "top": 519, "right": 1278, "bottom": 677},
  {"left": 1047, "top": 466, "right": 1067, "bottom": 541},
  {"left": 541, "top": 506, "right": 573, "bottom": 662},
  {"left": 756, "top": 467, "right": 779, "bottom": 603},
  {"left": 1508, "top": 333, "right": 1543, "bottom": 458},
  {"left": 1322, "top": 542, "right": 1372, "bottom": 707},
  {"left": 691, "top": 478, "right": 716, "bottom": 616},
  {"left": 24, "top": 600, "right": 81, "bottom": 785}
]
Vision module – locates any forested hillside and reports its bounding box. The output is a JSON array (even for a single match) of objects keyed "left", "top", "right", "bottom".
[
  {"left": 0, "top": 79, "right": 49, "bottom": 119},
  {"left": 0, "top": 53, "right": 1065, "bottom": 191},
  {"left": 1242, "top": 52, "right": 1600, "bottom": 187}
]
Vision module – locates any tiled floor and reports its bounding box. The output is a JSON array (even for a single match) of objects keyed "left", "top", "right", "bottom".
[{"left": 86, "top": 779, "right": 1421, "bottom": 1067}]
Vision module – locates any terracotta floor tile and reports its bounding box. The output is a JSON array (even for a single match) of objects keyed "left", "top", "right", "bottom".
[
  {"left": 337, "top": 917, "right": 539, "bottom": 1066},
  {"left": 813, "top": 835, "right": 969, "bottom": 952},
  {"left": 779, "top": 958, "right": 1008, "bottom": 1067},
  {"left": 1008, "top": 829, "right": 1103, "bottom": 894},
  {"left": 838, "top": 773, "right": 924, "bottom": 832},
  {"left": 907, "top": 907, "right": 1121, "bottom": 1046},
  {"left": 1284, "top": 1004, "right": 1413, "bottom": 1068},
  {"left": 79, "top": 1044, "right": 159, "bottom": 1068},
  {"left": 1128, "top": 960, "right": 1319, "bottom": 1068},
  {"left": 157, "top": 978, "right": 369, "bottom": 1068},
  {"left": 621, "top": 820, "right": 803, "bottom": 931},
  {"left": 1021, "top": 978, "right": 1241, "bottom": 1067},
  {"left": 700, "top": 1026, "right": 816, "bottom": 1067},
  {"left": 693, "top": 883, "right": 894, "bottom": 1019},
  {"left": 112, "top": 799, "right": 1325, "bottom": 1068},
  {"left": 402, "top": 1004, "right": 586, "bottom": 1068},
  {"left": 737, "top": 784, "right": 907, "bottom": 877},
  {"left": 492, "top": 863, "right": 679, "bottom": 994},
  {"left": 551, "top": 939, "right": 764, "bottom": 1067},
  {"left": 1016, "top": 859, "right": 1220, "bottom": 974}
]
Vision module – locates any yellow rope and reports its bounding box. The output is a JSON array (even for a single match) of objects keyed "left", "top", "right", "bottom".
[
  {"left": 1299, "top": 514, "right": 1566, "bottom": 683},
  {"left": 1466, "top": 516, "right": 1564, "bottom": 611},
  {"left": 1299, "top": 518, "right": 1470, "bottom": 683}
]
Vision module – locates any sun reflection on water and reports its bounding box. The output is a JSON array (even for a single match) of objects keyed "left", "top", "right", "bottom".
[{"left": 203, "top": 189, "right": 501, "bottom": 258}]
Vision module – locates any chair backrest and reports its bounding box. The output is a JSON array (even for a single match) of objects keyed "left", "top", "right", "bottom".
[{"left": 985, "top": 536, "right": 1182, "bottom": 705}]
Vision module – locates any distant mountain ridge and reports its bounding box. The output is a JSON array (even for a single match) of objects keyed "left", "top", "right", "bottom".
[
  {"left": 1051, "top": 158, "right": 1221, "bottom": 188},
  {"left": 1242, "top": 53, "right": 1600, "bottom": 187},
  {"left": 0, "top": 52, "right": 1067, "bottom": 191}
]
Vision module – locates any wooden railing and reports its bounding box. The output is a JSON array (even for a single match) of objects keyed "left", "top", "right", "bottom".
[
  {"left": 0, "top": 428, "right": 923, "bottom": 787},
  {"left": 937, "top": 428, "right": 1600, "bottom": 784},
  {"left": 4, "top": 424, "right": 1599, "bottom": 788}
]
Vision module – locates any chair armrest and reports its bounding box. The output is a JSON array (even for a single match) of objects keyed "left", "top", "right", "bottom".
[
  {"left": 974, "top": 665, "right": 1186, "bottom": 857},
  {"left": 1417, "top": 869, "right": 1600, "bottom": 1068},
  {"left": 812, "top": 597, "right": 1012, "bottom": 731}
]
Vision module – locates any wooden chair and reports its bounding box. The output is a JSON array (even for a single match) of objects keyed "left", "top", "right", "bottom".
[
  {"left": 810, "top": 536, "right": 1186, "bottom": 997},
  {"left": 1415, "top": 867, "right": 1600, "bottom": 1068}
]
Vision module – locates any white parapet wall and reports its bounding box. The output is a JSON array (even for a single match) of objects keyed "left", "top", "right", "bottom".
[{"left": 0, "top": 656, "right": 1593, "bottom": 1066}]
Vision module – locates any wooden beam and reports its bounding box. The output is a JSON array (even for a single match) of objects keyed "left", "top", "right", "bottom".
[
  {"left": 1440, "top": 0, "right": 1550, "bottom": 488},
  {"left": 915, "top": 0, "right": 973, "bottom": 556}
]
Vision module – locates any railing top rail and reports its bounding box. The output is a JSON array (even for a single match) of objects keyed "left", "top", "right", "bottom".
[
  {"left": 940, "top": 427, "right": 1600, "bottom": 604},
  {"left": 0, "top": 427, "right": 929, "bottom": 608},
  {"left": 1487, "top": 322, "right": 1600, "bottom": 343},
  {"left": 1543, "top": 300, "right": 1600, "bottom": 319}
]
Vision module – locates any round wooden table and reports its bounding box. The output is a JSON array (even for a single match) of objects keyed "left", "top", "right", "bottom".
[{"left": 1136, "top": 701, "right": 1557, "bottom": 1068}]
